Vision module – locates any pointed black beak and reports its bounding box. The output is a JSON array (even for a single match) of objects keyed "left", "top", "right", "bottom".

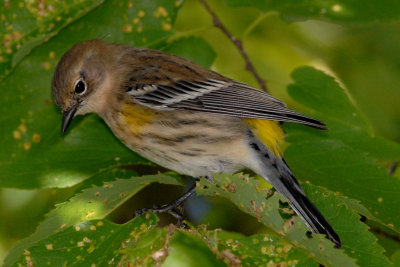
[{"left": 62, "top": 105, "right": 77, "bottom": 135}]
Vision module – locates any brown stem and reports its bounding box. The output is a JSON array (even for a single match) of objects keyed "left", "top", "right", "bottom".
[{"left": 198, "top": 0, "right": 268, "bottom": 92}]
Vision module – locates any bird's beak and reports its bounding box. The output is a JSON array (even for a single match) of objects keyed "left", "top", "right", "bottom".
[{"left": 62, "top": 105, "right": 77, "bottom": 135}]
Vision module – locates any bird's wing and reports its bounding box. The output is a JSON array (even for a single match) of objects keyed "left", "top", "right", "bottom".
[{"left": 127, "top": 79, "right": 326, "bottom": 129}]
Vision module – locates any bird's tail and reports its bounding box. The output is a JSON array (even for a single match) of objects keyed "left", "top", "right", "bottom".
[
  {"left": 249, "top": 137, "right": 342, "bottom": 248},
  {"left": 274, "top": 163, "right": 342, "bottom": 248}
]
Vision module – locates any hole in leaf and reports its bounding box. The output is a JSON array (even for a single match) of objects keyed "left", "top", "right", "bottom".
[
  {"left": 359, "top": 215, "right": 367, "bottom": 222},
  {"left": 306, "top": 231, "right": 312, "bottom": 239},
  {"left": 278, "top": 200, "right": 295, "bottom": 220}
]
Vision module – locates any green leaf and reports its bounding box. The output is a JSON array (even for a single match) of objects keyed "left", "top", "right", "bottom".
[
  {"left": 163, "top": 230, "right": 227, "bottom": 267},
  {"left": 120, "top": 228, "right": 170, "bottom": 266},
  {"left": 4, "top": 170, "right": 183, "bottom": 267},
  {"left": 165, "top": 36, "right": 216, "bottom": 68},
  {"left": 13, "top": 214, "right": 159, "bottom": 266},
  {"left": 0, "top": 0, "right": 104, "bottom": 81},
  {"left": 204, "top": 230, "right": 318, "bottom": 267},
  {"left": 222, "top": 0, "right": 400, "bottom": 24},
  {"left": 392, "top": 250, "right": 400, "bottom": 267},
  {"left": 198, "top": 173, "right": 358, "bottom": 267},
  {"left": 0, "top": 0, "right": 182, "bottom": 189},
  {"left": 286, "top": 66, "right": 400, "bottom": 162},
  {"left": 284, "top": 67, "right": 400, "bottom": 234},
  {"left": 302, "top": 183, "right": 391, "bottom": 267},
  {"left": 6, "top": 171, "right": 389, "bottom": 266}
]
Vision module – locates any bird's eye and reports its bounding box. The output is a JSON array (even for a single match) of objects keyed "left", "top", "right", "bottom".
[{"left": 74, "top": 80, "right": 86, "bottom": 95}]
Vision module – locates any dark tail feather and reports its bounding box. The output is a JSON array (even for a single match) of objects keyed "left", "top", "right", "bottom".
[
  {"left": 286, "top": 186, "right": 342, "bottom": 248},
  {"left": 265, "top": 158, "right": 342, "bottom": 248},
  {"left": 248, "top": 131, "right": 341, "bottom": 247},
  {"left": 252, "top": 140, "right": 341, "bottom": 247}
]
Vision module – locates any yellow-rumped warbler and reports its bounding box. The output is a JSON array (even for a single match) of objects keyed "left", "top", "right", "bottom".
[{"left": 52, "top": 39, "right": 341, "bottom": 248}]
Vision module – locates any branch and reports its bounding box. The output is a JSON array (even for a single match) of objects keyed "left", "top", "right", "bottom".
[{"left": 198, "top": 0, "right": 268, "bottom": 92}]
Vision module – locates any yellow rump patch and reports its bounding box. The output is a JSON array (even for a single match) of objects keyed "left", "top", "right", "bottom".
[{"left": 242, "top": 118, "right": 284, "bottom": 157}]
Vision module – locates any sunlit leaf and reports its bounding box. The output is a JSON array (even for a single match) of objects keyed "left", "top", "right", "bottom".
[
  {"left": 4, "top": 170, "right": 183, "bottom": 266},
  {"left": 13, "top": 215, "right": 158, "bottom": 266}
]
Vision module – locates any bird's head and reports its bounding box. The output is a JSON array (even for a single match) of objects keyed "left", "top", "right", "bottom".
[{"left": 52, "top": 39, "right": 118, "bottom": 134}]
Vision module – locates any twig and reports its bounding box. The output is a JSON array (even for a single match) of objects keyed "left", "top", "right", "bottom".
[{"left": 198, "top": 0, "right": 268, "bottom": 92}]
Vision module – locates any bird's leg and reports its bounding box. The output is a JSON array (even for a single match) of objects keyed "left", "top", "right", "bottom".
[
  {"left": 133, "top": 182, "right": 197, "bottom": 225},
  {"left": 168, "top": 208, "right": 188, "bottom": 228},
  {"left": 134, "top": 175, "right": 216, "bottom": 226}
]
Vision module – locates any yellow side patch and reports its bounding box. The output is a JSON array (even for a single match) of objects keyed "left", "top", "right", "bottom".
[
  {"left": 242, "top": 118, "right": 284, "bottom": 157},
  {"left": 120, "top": 101, "right": 156, "bottom": 135}
]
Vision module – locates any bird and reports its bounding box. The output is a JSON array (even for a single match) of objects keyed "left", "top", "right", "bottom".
[{"left": 52, "top": 39, "right": 341, "bottom": 248}]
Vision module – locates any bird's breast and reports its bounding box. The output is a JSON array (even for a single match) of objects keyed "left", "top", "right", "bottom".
[{"left": 105, "top": 101, "right": 253, "bottom": 176}]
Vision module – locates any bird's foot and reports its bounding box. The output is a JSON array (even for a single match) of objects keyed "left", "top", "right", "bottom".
[{"left": 133, "top": 183, "right": 197, "bottom": 227}]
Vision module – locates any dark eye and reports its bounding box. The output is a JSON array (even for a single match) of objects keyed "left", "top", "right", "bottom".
[{"left": 74, "top": 80, "right": 86, "bottom": 95}]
